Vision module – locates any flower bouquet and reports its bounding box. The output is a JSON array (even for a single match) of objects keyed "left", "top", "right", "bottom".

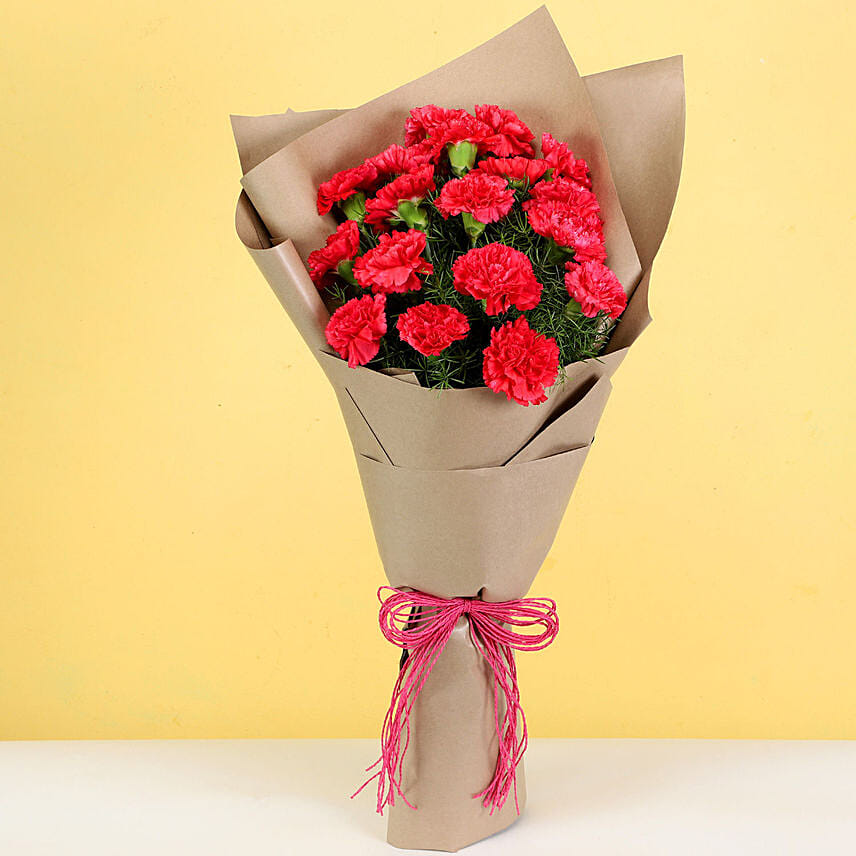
[
  {"left": 311, "top": 113, "right": 628, "bottom": 403},
  {"left": 231, "top": 8, "right": 684, "bottom": 851}
]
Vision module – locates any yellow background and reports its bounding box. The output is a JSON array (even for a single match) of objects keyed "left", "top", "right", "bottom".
[{"left": 2, "top": 0, "right": 854, "bottom": 740}]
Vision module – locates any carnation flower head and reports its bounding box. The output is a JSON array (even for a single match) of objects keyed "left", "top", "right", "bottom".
[
  {"left": 364, "top": 165, "right": 436, "bottom": 230},
  {"left": 482, "top": 316, "right": 559, "bottom": 406},
  {"left": 434, "top": 172, "right": 514, "bottom": 225},
  {"left": 405, "top": 106, "right": 469, "bottom": 146},
  {"left": 475, "top": 105, "right": 535, "bottom": 157},
  {"left": 476, "top": 156, "right": 548, "bottom": 186},
  {"left": 325, "top": 294, "right": 387, "bottom": 367},
  {"left": 405, "top": 105, "right": 517, "bottom": 172},
  {"left": 528, "top": 177, "right": 602, "bottom": 229},
  {"left": 405, "top": 139, "right": 438, "bottom": 165},
  {"left": 369, "top": 144, "right": 434, "bottom": 177},
  {"left": 565, "top": 260, "right": 627, "bottom": 319},
  {"left": 524, "top": 198, "right": 606, "bottom": 262},
  {"left": 405, "top": 108, "right": 488, "bottom": 173},
  {"left": 524, "top": 198, "right": 578, "bottom": 245},
  {"left": 452, "top": 243, "right": 542, "bottom": 315},
  {"left": 307, "top": 220, "right": 360, "bottom": 287},
  {"left": 316, "top": 162, "right": 378, "bottom": 215},
  {"left": 353, "top": 229, "right": 433, "bottom": 294},
  {"left": 541, "top": 133, "right": 591, "bottom": 188},
  {"left": 396, "top": 303, "right": 470, "bottom": 356},
  {"left": 435, "top": 114, "right": 491, "bottom": 151},
  {"left": 565, "top": 224, "right": 607, "bottom": 263}
]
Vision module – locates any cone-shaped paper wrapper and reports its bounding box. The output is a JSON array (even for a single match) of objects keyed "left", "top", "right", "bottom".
[{"left": 231, "top": 11, "right": 684, "bottom": 851}]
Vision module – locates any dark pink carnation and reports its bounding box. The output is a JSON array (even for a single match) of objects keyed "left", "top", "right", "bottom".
[
  {"left": 364, "top": 165, "right": 436, "bottom": 230},
  {"left": 325, "top": 294, "right": 387, "bottom": 367},
  {"left": 541, "top": 133, "right": 592, "bottom": 188},
  {"left": 369, "top": 144, "right": 433, "bottom": 177},
  {"left": 475, "top": 104, "right": 535, "bottom": 156},
  {"left": 409, "top": 109, "right": 492, "bottom": 161},
  {"left": 434, "top": 114, "right": 491, "bottom": 152},
  {"left": 396, "top": 303, "right": 470, "bottom": 356},
  {"left": 405, "top": 139, "right": 439, "bottom": 165},
  {"left": 434, "top": 172, "right": 514, "bottom": 224},
  {"left": 352, "top": 229, "right": 433, "bottom": 294},
  {"left": 524, "top": 198, "right": 606, "bottom": 262},
  {"left": 565, "top": 224, "right": 607, "bottom": 263},
  {"left": 523, "top": 198, "right": 578, "bottom": 244},
  {"left": 405, "top": 106, "right": 469, "bottom": 146},
  {"left": 528, "top": 177, "right": 602, "bottom": 229},
  {"left": 316, "top": 161, "right": 378, "bottom": 215},
  {"left": 307, "top": 220, "right": 361, "bottom": 287},
  {"left": 476, "top": 156, "right": 548, "bottom": 185},
  {"left": 482, "top": 316, "right": 559, "bottom": 406},
  {"left": 565, "top": 260, "right": 627, "bottom": 319},
  {"left": 452, "top": 243, "right": 542, "bottom": 315}
]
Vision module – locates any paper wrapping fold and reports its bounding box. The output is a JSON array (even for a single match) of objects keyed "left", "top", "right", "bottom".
[
  {"left": 232, "top": 8, "right": 684, "bottom": 851},
  {"left": 357, "top": 445, "right": 592, "bottom": 602}
]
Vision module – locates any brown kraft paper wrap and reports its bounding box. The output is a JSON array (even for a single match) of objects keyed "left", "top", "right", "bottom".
[{"left": 231, "top": 7, "right": 684, "bottom": 851}]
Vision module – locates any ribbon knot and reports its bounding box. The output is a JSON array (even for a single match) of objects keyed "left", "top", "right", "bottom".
[{"left": 353, "top": 586, "right": 559, "bottom": 817}]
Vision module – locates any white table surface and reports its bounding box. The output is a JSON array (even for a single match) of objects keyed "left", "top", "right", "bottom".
[{"left": 0, "top": 739, "right": 853, "bottom": 854}]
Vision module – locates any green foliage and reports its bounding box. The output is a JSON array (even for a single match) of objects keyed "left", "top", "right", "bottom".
[{"left": 319, "top": 167, "right": 615, "bottom": 390}]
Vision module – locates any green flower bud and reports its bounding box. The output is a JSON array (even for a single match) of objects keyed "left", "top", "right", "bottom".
[
  {"left": 397, "top": 199, "right": 429, "bottom": 231},
  {"left": 336, "top": 259, "right": 358, "bottom": 286},
  {"left": 447, "top": 140, "right": 478, "bottom": 176},
  {"left": 340, "top": 191, "right": 366, "bottom": 223},
  {"left": 461, "top": 212, "right": 486, "bottom": 241}
]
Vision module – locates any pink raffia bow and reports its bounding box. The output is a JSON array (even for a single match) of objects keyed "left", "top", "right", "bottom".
[{"left": 352, "top": 585, "right": 559, "bottom": 816}]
